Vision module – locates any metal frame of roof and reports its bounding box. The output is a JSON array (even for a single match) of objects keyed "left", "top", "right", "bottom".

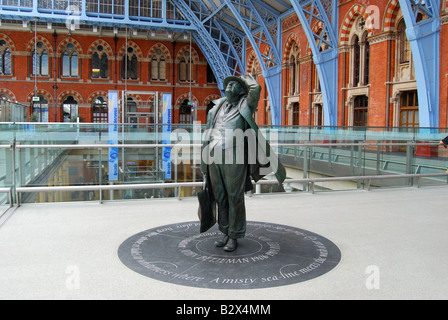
[{"left": 0, "top": 0, "right": 442, "bottom": 126}]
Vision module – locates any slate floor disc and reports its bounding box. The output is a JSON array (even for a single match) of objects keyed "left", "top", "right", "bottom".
[{"left": 118, "top": 221, "right": 341, "bottom": 289}]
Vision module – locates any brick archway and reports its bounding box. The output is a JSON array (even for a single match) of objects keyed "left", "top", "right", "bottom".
[
  {"left": 383, "top": 0, "right": 401, "bottom": 32},
  {"left": 26, "top": 90, "right": 53, "bottom": 104},
  {"left": 57, "top": 90, "right": 84, "bottom": 105},
  {"left": 340, "top": 4, "right": 376, "bottom": 45},
  {"left": 283, "top": 32, "right": 301, "bottom": 63},
  {"left": 0, "top": 33, "right": 16, "bottom": 51},
  {"left": 25, "top": 35, "right": 53, "bottom": 54},
  {"left": 148, "top": 43, "right": 172, "bottom": 60},
  {"left": 0, "top": 88, "right": 17, "bottom": 102},
  {"left": 87, "top": 39, "right": 113, "bottom": 57},
  {"left": 56, "top": 37, "right": 83, "bottom": 56}
]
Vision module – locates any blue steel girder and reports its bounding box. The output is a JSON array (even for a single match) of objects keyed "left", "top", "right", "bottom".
[
  {"left": 171, "top": 0, "right": 232, "bottom": 92},
  {"left": 399, "top": 0, "right": 440, "bottom": 128},
  {"left": 219, "top": 0, "right": 283, "bottom": 125},
  {"left": 0, "top": 0, "right": 194, "bottom": 30},
  {"left": 180, "top": 0, "right": 245, "bottom": 80},
  {"left": 222, "top": 0, "right": 281, "bottom": 68},
  {"left": 290, "top": 0, "right": 339, "bottom": 127}
]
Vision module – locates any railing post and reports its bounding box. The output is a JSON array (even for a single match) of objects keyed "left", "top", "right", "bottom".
[
  {"left": 357, "top": 141, "right": 363, "bottom": 189},
  {"left": 406, "top": 141, "right": 414, "bottom": 186},
  {"left": 98, "top": 147, "right": 103, "bottom": 203},
  {"left": 303, "top": 143, "right": 310, "bottom": 192}
]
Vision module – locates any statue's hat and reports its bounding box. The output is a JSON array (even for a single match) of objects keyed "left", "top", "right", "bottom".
[{"left": 223, "top": 76, "right": 249, "bottom": 95}]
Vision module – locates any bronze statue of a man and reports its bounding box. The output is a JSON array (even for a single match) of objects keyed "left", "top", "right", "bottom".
[{"left": 200, "top": 74, "right": 286, "bottom": 252}]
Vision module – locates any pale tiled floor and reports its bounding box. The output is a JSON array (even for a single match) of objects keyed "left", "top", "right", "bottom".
[{"left": 1, "top": 186, "right": 447, "bottom": 300}]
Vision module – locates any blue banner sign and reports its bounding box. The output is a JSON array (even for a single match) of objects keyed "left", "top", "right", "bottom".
[
  {"left": 108, "top": 91, "right": 119, "bottom": 181},
  {"left": 162, "top": 93, "right": 172, "bottom": 179}
]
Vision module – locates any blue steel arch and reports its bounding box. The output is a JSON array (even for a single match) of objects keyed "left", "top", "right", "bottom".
[
  {"left": 219, "top": 0, "right": 283, "bottom": 124},
  {"left": 172, "top": 0, "right": 246, "bottom": 93},
  {"left": 398, "top": 0, "right": 440, "bottom": 128},
  {"left": 290, "top": 0, "right": 339, "bottom": 126}
]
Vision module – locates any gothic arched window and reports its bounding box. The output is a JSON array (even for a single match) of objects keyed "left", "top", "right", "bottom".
[
  {"left": 150, "top": 48, "right": 166, "bottom": 81},
  {"left": 92, "top": 96, "right": 108, "bottom": 123},
  {"left": 61, "top": 43, "right": 79, "bottom": 77},
  {"left": 62, "top": 95, "right": 78, "bottom": 122},
  {"left": 92, "top": 45, "right": 108, "bottom": 79},
  {"left": 0, "top": 40, "right": 12, "bottom": 75},
  {"left": 31, "top": 42, "right": 49, "bottom": 76},
  {"left": 179, "top": 51, "right": 193, "bottom": 82},
  {"left": 397, "top": 19, "right": 411, "bottom": 64},
  {"left": 122, "top": 47, "right": 138, "bottom": 80}
]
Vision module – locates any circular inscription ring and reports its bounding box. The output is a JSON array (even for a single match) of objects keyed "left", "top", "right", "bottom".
[{"left": 118, "top": 221, "right": 341, "bottom": 289}]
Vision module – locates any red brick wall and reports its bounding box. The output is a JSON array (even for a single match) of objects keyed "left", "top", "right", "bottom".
[{"left": 0, "top": 29, "right": 220, "bottom": 124}]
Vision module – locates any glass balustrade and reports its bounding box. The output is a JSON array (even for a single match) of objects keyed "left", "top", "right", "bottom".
[{"left": 0, "top": 122, "right": 447, "bottom": 205}]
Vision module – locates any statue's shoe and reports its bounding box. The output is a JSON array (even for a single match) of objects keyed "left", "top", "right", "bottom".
[
  {"left": 223, "top": 238, "right": 237, "bottom": 252},
  {"left": 214, "top": 235, "right": 229, "bottom": 247}
]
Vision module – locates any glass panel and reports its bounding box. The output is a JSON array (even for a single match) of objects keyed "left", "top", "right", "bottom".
[
  {"left": 41, "top": 104, "right": 49, "bottom": 122},
  {"left": 62, "top": 52, "right": 70, "bottom": 76},
  {"left": 151, "top": 57, "right": 158, "bottom": 80},
  {"left": 100, "top": 53, "right": 108, "bottom": 78},
  {"left": 3, "top": 49, "right": 11, "bottom": 74},
  {"left": 92, "top": 52, "right": 99, "bottom": 78},
  {"left": 0, "top": 122, "right": 447, "bottom": 203},
  {"left": 71, "top": 52, "right": 78, "bottom": 76},
  {"left": 63, "top": 104, "right": 71, "bottom": 122},
  {"left": 31, "top": 50, "right": 38, "bottom": 75},
  {"left": 41, "top": 51, "right": 49, "bottom": 76}
]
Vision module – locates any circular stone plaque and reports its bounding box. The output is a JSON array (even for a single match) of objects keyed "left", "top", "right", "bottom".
[{"left": 118, "top": 221, "right": 341, "bottom": 289}]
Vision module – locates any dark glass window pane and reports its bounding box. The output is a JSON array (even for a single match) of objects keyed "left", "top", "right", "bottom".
[
  {"left": 62, "top": 51, "right": 70, "bottom": 76},
  {"left": 71, "top": 52, "right": 78, "bottom": 76}
]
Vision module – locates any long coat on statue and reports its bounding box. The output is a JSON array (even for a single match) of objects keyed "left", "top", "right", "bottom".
[{"left": 200, "top": 79, "right": 286, "bottom": 191}]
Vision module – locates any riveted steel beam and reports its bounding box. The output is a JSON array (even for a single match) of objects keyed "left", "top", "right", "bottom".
[
  {"left": 399, "top": 0, "right": 440, "bottom": 128},
  {"left": 290, "top": 0, "right": 338, "bottom": 126}
]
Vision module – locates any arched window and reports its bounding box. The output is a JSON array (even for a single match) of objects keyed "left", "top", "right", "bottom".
[
  {"left": 61, "top": 43, "right": 78, "bottom": 77},
  {"left": 314, "top": 65, "right": 321, "bottom": 92},
  {"left": 289, "top": 56, "right": 296, "bottom": 95},
  {"left": 179, "top": 51, "right": 193, "bottom": 82},
  {"left": 122, "top": 47, "right": 138, "bottom": 80},
  {"left": 352, "top": 35, "right": 360, "bottom": 86},
  {"left": 0, "top": 40, "right": 12, "bottom": 75},
  {"left": 350, "top": 17, "right": 370, "bottom": 87},
  {"left": 91, "top": 45, "right": 108, "bottom": 79},
  {"left": 287, "top": 44, "right": 300, "bottom": 96},
  {"left": 206, "top": 101, "right": 214, "bottom": 116},
  {"left": 150, "top": 48, "right": 166, "bottom": 81},
  {"left": 206, "top": 64, "right": 216, "bottom": 84},
  {"left": 353, "top": 95, "right": 369, "bottom": 127},
  {"left": 31, "top": 42, "right": 49, "bottom": 76},
  {"left": 31, "top": 95, "right": 49, "bottom": 122},
  {"left": 179, "top": 99, "right": 192, "bottom": 124},
  {"left": 314, "top": 104, "right": 323, "bottom": 128},
  {"left": 62, "top": 96, "right": 78, "bottom": 122},
  {"left": 397, "top": 19, "right": 410, "bottom": 64},
  {"left": 292, "top": 102, "right": 300, "bottom": 125},
  {"left": 92, "top": 96, "right": 108, "bottom": 123},
  {"left": 362, "top": 32, "right": 370, "bottom": 85}
]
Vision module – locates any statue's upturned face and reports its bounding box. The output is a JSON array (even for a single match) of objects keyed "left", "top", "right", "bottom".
[{"left": 225, "top": 80, "right": 243, "bottom": 102}]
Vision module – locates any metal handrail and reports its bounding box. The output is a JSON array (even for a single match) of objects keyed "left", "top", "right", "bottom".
[
  {"left": 14, "top": 172, "right": 448, "bottom": 204},
  {"left": 11, "top": 141, "right": 442, "bottom": 149},
  {"left": 15, "top": 181, "right": 203, "bottom": 205},
  {"left": 0, "top": 187, "right": 13, "bottom": 207},
  {"left": 258, "top": 172, "right": 448, "bottom": 194}
]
